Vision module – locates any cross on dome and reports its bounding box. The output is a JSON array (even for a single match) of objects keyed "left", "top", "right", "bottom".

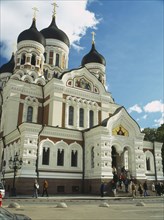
[
  {"left": 91, "top": 31, "right": 96, "bottom": 44},
  {"left": 32, "top": 7, "right": 39, "bottom": 20},
  {"left": 52, "top": 0, "right": 58, "bottom": 17}
]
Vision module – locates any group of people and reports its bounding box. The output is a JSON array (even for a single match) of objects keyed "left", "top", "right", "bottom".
[
  {"left": 100, "top": 165, "right": 164, "bottom": 198},
  {"left": 33, "top": 179, "right": 49, "bottom": 198}
]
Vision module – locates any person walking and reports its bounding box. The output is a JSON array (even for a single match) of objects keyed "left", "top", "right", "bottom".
[
  {"left": 138, "top": 183, "right": 143, "bottom": 197},
  {"left": 131, "top": 181, "right": 136, "bottom": 199},
  {"left": 33, "top": 179, "right": 39, "bottom": 198},
  {"left": 143, "top": 181, "right": 148, "bottom": 197},
  {"left": 100, "top": 181, "right": 105, "bottom": 197},
  {"left": 42, "top": 180, "right": 49, "bottom": 197}
]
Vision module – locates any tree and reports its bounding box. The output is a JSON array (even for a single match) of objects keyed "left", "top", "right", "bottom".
[{"left": 142, "top": 124, "right": 164, "bottom": 172}]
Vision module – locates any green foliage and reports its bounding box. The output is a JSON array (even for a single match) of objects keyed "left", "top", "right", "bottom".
[{"left": 142, "top": 124, "right": 164, "bottom": 172}]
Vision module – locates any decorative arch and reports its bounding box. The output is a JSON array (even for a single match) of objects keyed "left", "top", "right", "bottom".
[
  {"left": 145, "top": 150, "right": 155, "bottom": 173},
  {"left": 69, "top": 142, "right": 82, "bottom": 168},
  {"left": 22, "top": 96, "right": 39, "bottom": 123},
  {"left": 39, "top": 139, "right": 54, "bottom": 166},
  {"left": 22, "top": 75, "right": 33, "bottom": 83}
]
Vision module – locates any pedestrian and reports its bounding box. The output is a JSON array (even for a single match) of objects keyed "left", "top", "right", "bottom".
[
  {"left": 131, "top": 181, "right": 136, "bottom": 198},
  {"left": 111, "top": 180, "right": 117, "bottom": 197},
  {"left": 0, "top": 191, "right": 2, "bottom": 207},
  {"left": 138, "top": 183, "right": 143, "bottom": 197},
  {"left": 42, "top": 180, "right": 49, "bottom": 197},
  {"left": 124, "top": 178, "right": 129, "bottom": 193},
  {"left": 100, "top": 181, "right": 105, "bottom": 197},
  {"left": 33, "top": 179, "right": 39, "bottom": 198},
  {"left": 143, "top": 181, "right": 148, "bottom": 197},
  {"left": 151, "top": 182, "right": 156, "bottom": 195}
]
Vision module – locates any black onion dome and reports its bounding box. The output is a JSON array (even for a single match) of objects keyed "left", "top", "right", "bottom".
[
  {"left": 17, "top": 19, "right": 46, "bottom": 46},
  {"left": 40, "top": 17, "right": 70, "bottom": 47},
  {"left": 0, "top": 53, "right": 15, "bottom": 74},
  {"left": 81, "top": 43, "right": 106, "bottom": 66}
]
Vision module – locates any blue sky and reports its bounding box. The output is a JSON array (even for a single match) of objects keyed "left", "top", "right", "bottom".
[{"left": 0, "top": 0, "right": 163, "bottom": 129}]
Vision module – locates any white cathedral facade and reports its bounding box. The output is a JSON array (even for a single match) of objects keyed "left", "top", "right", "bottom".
[{"left": 0, "top": 7, "right": 163, "bottom": 195}]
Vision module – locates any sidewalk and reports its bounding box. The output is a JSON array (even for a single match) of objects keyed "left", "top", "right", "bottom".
[{"left": 2, "top": 195, "right": 164, "bottom": 220}]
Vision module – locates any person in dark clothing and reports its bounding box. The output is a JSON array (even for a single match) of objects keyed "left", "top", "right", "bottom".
[
  {"left": 138, "top": 183, "right": 143, "bottom": 197},
  {"left": 100, "top": 182, "right": 105, "bottom": 197},
  {"left": 143, "top": 181, "right": 148, "bottom": 197}
]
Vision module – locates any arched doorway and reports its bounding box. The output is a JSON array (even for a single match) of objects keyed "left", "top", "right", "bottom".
[{"left": 111, "top": 146, "right": 121, "bottom": 172}]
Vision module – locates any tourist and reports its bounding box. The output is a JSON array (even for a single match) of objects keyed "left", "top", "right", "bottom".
[
  {"left": 33, "top": 179, "right": 39, "bottom": 198},
  {"left": 138, "top": 183, "right": 143, "bottom": 197},
  {"left": 143, "top": 181, "right": 148, "bottom": 197},
  {"left": 42, "top": 180, "right": 49, "bottom": 197}
]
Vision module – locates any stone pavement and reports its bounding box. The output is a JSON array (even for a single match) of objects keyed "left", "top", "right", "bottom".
[{"left": 2, "top": 196, "right": 164, "bottom": 220}]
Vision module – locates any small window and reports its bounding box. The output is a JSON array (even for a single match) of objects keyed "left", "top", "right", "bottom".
[
  {"left": 79, "top": 108, "right": 84, "bottom": 127},
  {"left": 68, "top": 106, "right": 74, "bottom": 126},
  {"left": 71, "top": 150, "right": 78, "bottom": 167},
  {"left": 49, "top": 51, "right": 54, "bottom": 65},
  {"left": 57, "top": 149, "right": 64, "bottom": 166},
  {"left": 21, "top": 54, "right": 26, "bottom": 65},
  {"left": 89, "top": 110, "right": 94, "bottom": 128},
  {"left": 146, "top": 158, "right": 151, "bottom": 171},
  {"left": 42, "top": 147, "right": 50, "bottom": 165},
  {"left": 31, "top": 54, "right": 36, "bottom": 65},
  {"left": 55, "top": 54, "right": 59, "bottom": 67},
  {"left": 91, "top": 147, "right": 94, "bottom": 168},
  {"left": 44, "top": 52, "right": 47, "bottom": 62},
  {"left": 27, "top": 106, "right": 33, "bottom": 122}
]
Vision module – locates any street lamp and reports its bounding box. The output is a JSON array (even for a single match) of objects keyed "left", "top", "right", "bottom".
[{"left": 9, "top": 152, "right": 23, "bottom": 196}]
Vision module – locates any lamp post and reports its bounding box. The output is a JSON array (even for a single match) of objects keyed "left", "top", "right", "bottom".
[{"left": 9, "top": 152, "right": 23, "bottom": 196}]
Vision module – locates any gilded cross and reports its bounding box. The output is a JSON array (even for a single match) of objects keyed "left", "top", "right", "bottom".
[
  {"left": 91, "top": 31, "right": 96, "bottom": 44},
  {"left": 32, "top": 7, "right": 39, "bottom": 20},
  {"left": 52, "top": 0, "right": 58, "bottom": 17}
]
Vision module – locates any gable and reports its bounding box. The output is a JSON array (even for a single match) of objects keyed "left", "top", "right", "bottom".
[
  {"left": 107, "top": 107, "right": 144, "bottom": 138},
  {"left": 62, "top": 67, "right": 106, "bottom": 95}
]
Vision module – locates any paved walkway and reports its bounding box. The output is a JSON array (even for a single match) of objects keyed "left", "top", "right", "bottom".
[{"left": 2, "top": 196, "right": 164, "bottom": 220}]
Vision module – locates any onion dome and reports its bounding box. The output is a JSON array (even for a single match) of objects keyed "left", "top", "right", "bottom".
[
  {"left": 40, "top": 16, "right": 70, "bottom": 47},
  {"left": 0, "top": 53, "right": 15, "bottom": 74},
  {"left": 81, "top": 42, "right": 106, "bottom": 66},
  {"left": 17, "top": 18, "right": 46, "bottom": 47}
]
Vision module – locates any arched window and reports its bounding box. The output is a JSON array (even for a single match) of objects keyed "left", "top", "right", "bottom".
[
  {"left": 71, "top": 150, "right": 78, "bottom": 167},
  {"left": 49, "top": 51, "right": 54, "bottom": 65},
  {"left": 91, "top": 147, "right": 94, "bottom": 168},
  {"left": 55, "top": 54, "right": 59, "bottom": 67},
  {"left": 31, "top": 54, "right": 36, "bottom": 65},
  {"left": 146, "top": 157, "right": 151, "bottom": 171},
  {"left": 89, "top": 110, "right": 94, "bottom": 128},
  {"left": 21, "top": 54, "right": 26, "bottom": 65},
  {"left": 68, "top": 106, "right": 74, "bottom": 126},
  {"left": 27, "top": 106, "right": 33, "bottom": 122},
  {"left": 42, "top": 147, "right": 50, "bottom": 165},
  {"left": 79, "top": 108, "right": 84, "bottom": 127},
  {"left": 57, "top": 149, "right": 64, "bottom": 166}
]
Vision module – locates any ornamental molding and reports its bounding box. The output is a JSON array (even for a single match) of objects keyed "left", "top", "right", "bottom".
[
  {"left": 42, "top": 129, "right": 82, "bottom": 141},
  {"left": 45, "top": 39, "right": 69, "bottom": 52},
  {"left": 17, "top": 41, "right": 45, "bottom": 53}
]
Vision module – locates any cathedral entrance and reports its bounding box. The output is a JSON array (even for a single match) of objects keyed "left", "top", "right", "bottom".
[{"left": 111, "top": 146, "right": 122, "bottom": 173}]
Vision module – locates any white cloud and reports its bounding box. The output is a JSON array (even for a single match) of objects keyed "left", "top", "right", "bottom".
[
  {"left": 142, "top": 115, "right": 148, "bottom": 119},
  {"left": 128, "top": 104, "right": 142, "bottom": 113},
  {"left": 154, "top": 112, "right": 164, "bottom": 127},
  {"left": 1, "top": 0, "right": 100, "bottom": 60},
  {"left": 143, "top": 100, "right": 164, "bottom": 113}
]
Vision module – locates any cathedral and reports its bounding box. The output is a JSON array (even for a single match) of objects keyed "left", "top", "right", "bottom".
[{"left": 0, "top": 5, "right": 163, "bottom": 196}]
